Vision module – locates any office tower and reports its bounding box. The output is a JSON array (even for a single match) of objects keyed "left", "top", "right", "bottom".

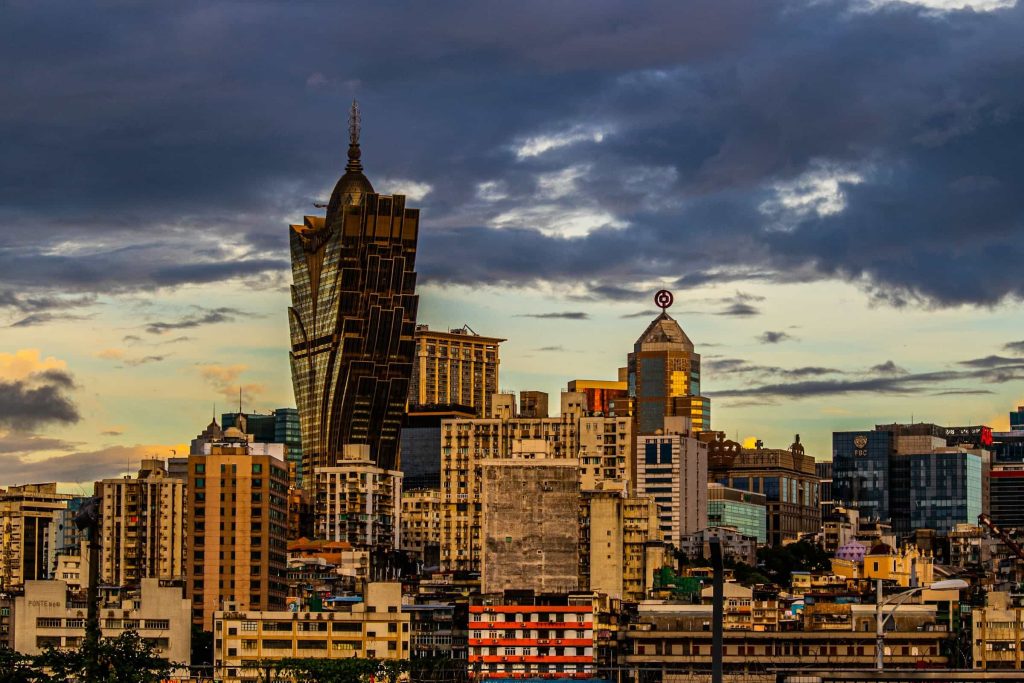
[
  {"left": 400, "top": 404, "right": 476, "bottom": 490},
  {"left": 635, "top": 420, "right": 709, "bottom": 544},
  {"left": 409, "top": 324, "right": 504, "bottom": 418},
  {"left": 518, "top": 390, "right": 549, "bottom": 418},
  {"left": 1012, "top": 406, "right": 1024, "bottom": 431},
  {"left": 223, "top": 408, "right": 304, "bottom": 486},
  {"left": 816, "top": 460, "right": 834, "bottom": 519},
  {"left": 439, "top": 392, "right": 586, "bottom": 571},
  {"left": 707, "top": 483, "right": 767, "bottom": 543},
  {"left": 990, "top": 464, "right": 1024, "bottom": 528},
  {"left": 0, "top": 484, "right": 71, "bottom": 589},
  {"left": 480, "top": 442, "right": 579, "bottom": 594},
  {"left": 579, "top": 488, "right": 665, "bottom": 601},
  {"left": 289, "top": 103, "right": 420, "bottom": 476},
  {"left": 401, "top": 488, "right": 441, "bottom": 563},
  {"left": 96, "top": 459, "right": 186, "bottom": 587},
  {"left": 579, "top": 414, "right": 633, "bottom": 490},
  {"left": 707, "top": 434, "right": 820, "bottom": 546},
  {"left": 834, "top": 423, "right": 986, "bottom": 537},
  {"left": 629, "top": 310, "right": 710, "bottom": 435},
  {"left": 568, "top": 378, "right": 629, "bottom": 416},
  {"left": 314, "top": 444, "right": 402, "bottom": 549},
  {"left": 186, "top": 435, "right": 289, "bottom": 628}
]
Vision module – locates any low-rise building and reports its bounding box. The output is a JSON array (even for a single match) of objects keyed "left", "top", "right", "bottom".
[
  {"left": 12, "top": 578, "right": 190, "bottom": 667},
  {"left": 468, "top": 595, "right": 596, "bottom": 680},
  {"left": 973, "top": 591, "right": 1024, "bottom": 670},
  {"left": 213, "top": 582, "right": 410, "bottom": 683},
  {"left": 678, "top": 527, "right": 758, "bottom": 566}
]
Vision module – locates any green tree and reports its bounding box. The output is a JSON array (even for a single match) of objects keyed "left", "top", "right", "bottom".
[
  {"left": 37, "top": 631, "right": 174, "bottom": 683},
  {"left": 0, "top": 648, "right": 52, "bottom": 683},
  {"left": 279, "top": 656, "right": 379, "bottom": 683}
]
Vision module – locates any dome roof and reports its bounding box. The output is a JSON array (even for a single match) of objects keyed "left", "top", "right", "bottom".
[
  {"left": 835, "top": 540, "right": 868, "bottom": 562},
  {"left": 326, "top": 100, "right": 374, "bottom": 223}
]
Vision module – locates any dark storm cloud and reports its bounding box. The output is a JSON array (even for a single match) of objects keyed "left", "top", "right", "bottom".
[
  {"left": 9, "top": 312, "right": 92, "bottom": 328},
  {"left": 711, "top": 353, "right": 1024, "bottom": 399},
  {"left": 144, "top": 307, "right": 246, "bottom": 334},
  {"left": 1004, "top": 341, "right": 1024, "bottom": 355},
  {"left": 2, "top": 1, "right": 1024, "bottom": 306},
  {"left": 0, "top": 370, "right": 79, "bottom": 431},
  {"left": 517, "top": 312, "right": 590, "bottom": 320},
  {"left": 758, "top": 331, "right": 794, "bottom": 344}
]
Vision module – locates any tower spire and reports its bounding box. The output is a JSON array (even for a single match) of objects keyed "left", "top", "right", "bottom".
[{"left": 346, "top": 99, "right": 363, "bottom": 173}]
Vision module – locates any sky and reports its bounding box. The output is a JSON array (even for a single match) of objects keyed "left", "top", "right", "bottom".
[{"left": 2, "top": 0, "right": 1024, "bottom": 490}]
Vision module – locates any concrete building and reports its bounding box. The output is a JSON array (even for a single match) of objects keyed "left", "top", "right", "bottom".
[
  {"left": 409, "top": 324, "right": 504, "bottom": 419},
  {"left": 578, "top": 414, "right": 632, "bottom": 490},
  {"left": 679, "top": 527, "right": 759, "bottom": 566},
  {"left": 314, "top": 444, "right": 402, "bottom": 550},
  {"left": 439, "top": 392, "right": 586, "bottom": 572},
  {"left": 222, "top": 408, "right": 304, "bottom": 487},
  {"left": 468, "top": 596, "right": 596, "bottom": 681},
  {"left": 579, "top": 488, "right": 666, "bottom": 601},
  {"left": 635, "top": 423, "right": 708, "bottom": 545},
  {"left": 96, "top": 459, "right": 186, "bottom": 587},
  {"left": 402, "top": 488, "right": 441, "bottom": 563},
  {"left": 187, "top": 435, "right": 290, "bottom": 628},
  {"left": 708, "top": 433, "right": 820, "bottom": 546},
  {"left": 0, "top": 483, "right": 71, "bottom": 589},
  {"left": 629, "top": 310, "right": 710, "bottom": 435},
  {"left": 213, "top": 582, "right": 410, "bottom": 683},
  {"left": 973, "top": 591, "right": 1024, "bottom": 670},
  {"left": 707, "top": 483, "right": 767, "bottom": 543},
  {"left": 480, "top": 443, "right": 579, "bottom": 594},
  {"left": 519, "top": 390, "right": 549, "bottom": 418},
  {"left": 13, "top": 578, "right": 190, "bottom": 667}
]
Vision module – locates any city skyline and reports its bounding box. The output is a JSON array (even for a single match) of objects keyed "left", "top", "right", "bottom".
[{"left": 3, "top": 0, "right": 1024, "bottom": 488}]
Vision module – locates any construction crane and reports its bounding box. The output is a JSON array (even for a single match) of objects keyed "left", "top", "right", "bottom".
[{"left": 978, "top": 513, "right": 1024, "bottom": 562}]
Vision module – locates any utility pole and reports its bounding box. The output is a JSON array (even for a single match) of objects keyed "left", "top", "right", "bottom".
[
  {"left": 74, "top": 496, "right": 102, "bottom": 677},
  {"left": 709, "top": 536, "right": 723, "bottom": 683}
]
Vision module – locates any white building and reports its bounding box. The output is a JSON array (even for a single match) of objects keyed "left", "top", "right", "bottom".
[{"left": 635, "top": 418, "right": 708, "bottom": 545}]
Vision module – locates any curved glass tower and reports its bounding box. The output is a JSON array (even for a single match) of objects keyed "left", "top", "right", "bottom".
[{"left": 288, "top": 103, "right": 419, "bottom": 479}]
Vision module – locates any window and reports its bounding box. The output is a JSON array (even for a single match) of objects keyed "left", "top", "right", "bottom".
[
  {"left": 37, "top": 618, "right": 62, "bottom": 629},
  {"left": 145, "top": 620, "right": 170, "bottom": 630}
]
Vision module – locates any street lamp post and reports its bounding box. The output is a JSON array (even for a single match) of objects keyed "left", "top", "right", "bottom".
[{"left": 874, "top": 578, "right": 968, "bottom": 671}]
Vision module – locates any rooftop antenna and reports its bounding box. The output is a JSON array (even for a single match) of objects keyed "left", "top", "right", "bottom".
[
  {"left": 239, "top": 386, "right": 243, "bottom": 415},
  {"left": 346, "top": 99, "right": 363, "bottom": 173}
]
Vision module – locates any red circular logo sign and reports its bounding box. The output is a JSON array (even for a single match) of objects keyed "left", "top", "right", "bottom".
[{"left": 654, "top": 289, "right": 674, "bottom": 310}]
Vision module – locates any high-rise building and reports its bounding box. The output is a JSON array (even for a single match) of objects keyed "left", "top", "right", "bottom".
[
  {"left": 816, "top": 460, "right": 834, "bottom": 519},
  {"left": 439, "top": 392, "right": 587, "bottom": 571},
  {"left": 579, "top": 414, "right": 633, "bottom": 490},
  {"left": 568, "top": 379, "right": 629, "bottom": 417},
  {"left": 0, "top": 484, "right": 71, "bottom": 589},
  {"left": 707, "top": 483, "right": 767, "bottom": 544},
  {"left": 401, "top": 488, "right": 441, "bottom": 563},
  {"left": 708, "top": 434, "right": 820, "bottom": 546},
  {"left": 223, "top": 409, "right": 304, "bottom": 486},
  {"left": 314, "top": 444, "right": 402, "bottom": 550},
  {"left": 480, "top": 443, "right": 579, "bottom": 594},
  {"left": 409, "top": 324, "right": 504, "bottom": 418},
  {"left": 635, "top": 420, "right": 709, "bottom": 545},
  {"left": 186, "top": 432, "right": 290, "bottom": 628},
  {"left": 579, "top": 488, "right": 666, "bottom": 602},
  {"left": 289, "top": 103, "right": 419, "bottom": 477},
  {"left": 1012, "top": 406, "right": 1024, "bottom": 431},
  {"left": 990, "top": 463, "right": 1024, "bottom": 529},
  {"left": 399, "top": 403, "right": 476, "bottom": 490},
  {"left": 834, "top": 423, "right": 986, "bottom": 537},
  {"left": 629, "top": 309, "right": 710, "bottom": 435},
  {"left": 96, "top": 459, "right": 186, "bottom": 587}
]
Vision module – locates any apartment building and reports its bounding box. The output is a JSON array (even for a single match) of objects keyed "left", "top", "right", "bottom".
[
  {"left": 0, "top": 484, "right": 71, "bottom": 589},
  {"left": 401, "top": 488, "right": 441, "bottom": 563},
  {"left": 96, "top": 459, "right": 186, "bottom": 587},
  {"left": 213, "top": 582, "right": 410, "bottom": 683},
  {"left": 314, "top": 444, "right": 402, "bottom": 550},
  {"left": 409, "top": 324, "right": 504, "bottom": 418}
]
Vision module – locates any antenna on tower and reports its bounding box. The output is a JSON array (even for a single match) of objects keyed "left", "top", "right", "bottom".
[
  {"left": 239, "top": 386, "right": 243, "bottom": 415},
  {"left": 349, "top": 99, "right": 361, "bottom": 146}
]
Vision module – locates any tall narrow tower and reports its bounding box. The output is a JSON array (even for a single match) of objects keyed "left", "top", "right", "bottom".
[{"left": 288, "top": 103, "right": 420, "bottom": 479}]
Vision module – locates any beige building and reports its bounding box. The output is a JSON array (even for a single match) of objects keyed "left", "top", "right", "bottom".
[
  {"left": 440, "top": 392, "right": 586, "bottom": 571},
  {"left": 187, "top": 438, "right": 290, "bottom": 629},
  {"left": 480, "top": 445, "right": 579, "bottom": 594},
  {"left": 13, "top": 578, "right": 190, "bottom": 668},
  {"left": 213, "top": 582, "right": 409, "bottom": 683},
  {"left": 635, "top": 421, "right": 708, "bottom": 545},
  {"left": 579, "top": 415, "right": 632, "bottom": 490},
  {"left": 580, "top": 488, "right": 665, "bottom": 601},
  {"left": 409, "top": 324, "right": 504, "bottom": 417},
  {"left": 96, "top": 459, "right": 186, "bottom": 588},
  {"left": 401, "top": 488, "right": 440, "bottom": 562},
  {"left": 0, "top": 483, "right": 71, "bottom": 589},
  {"left": 973, "top": 591, "right": 1024, "bottom": 670},
  {"left": 315, "top": 445, "right": 402, "bottom": 550},
  {"left": 518, "top": 390, "right": 549, "bottom": 418}
]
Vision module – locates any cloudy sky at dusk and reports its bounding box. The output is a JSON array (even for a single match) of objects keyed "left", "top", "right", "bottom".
[{"left": 3, "top": 0, "right": 1024, "bottom": 489}]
